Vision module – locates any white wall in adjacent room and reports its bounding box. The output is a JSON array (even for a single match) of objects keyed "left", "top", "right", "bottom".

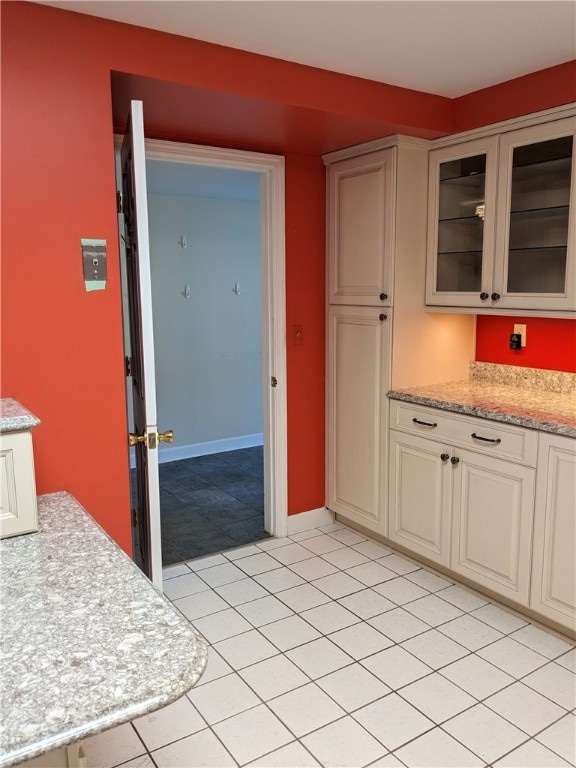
[{"left": 147, "top": 192, "right": 262, "bottom": 458}]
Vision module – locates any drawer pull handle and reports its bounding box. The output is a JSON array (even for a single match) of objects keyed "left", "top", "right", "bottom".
[
  {"left": 413, "top": 418, "right": 437, "bottom": 428},
  {"left": 379, "top": 314, "right": 387, "bottom": 321},
  {"left": 451, "top": 456, "right": 460, "bottom": 465},
  {"left": 379, "top": 293, "right": 388, "bottom": 301},
  {"left": 440, "top": 453, "right": 450, "bottom": 462},
  {"left": 471, "top": 432, "right": 501, "bottom": 444}
]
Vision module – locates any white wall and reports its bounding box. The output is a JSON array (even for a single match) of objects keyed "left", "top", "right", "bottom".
[{"left": 147, "top": 193, "right": 263, "bottom": 458}]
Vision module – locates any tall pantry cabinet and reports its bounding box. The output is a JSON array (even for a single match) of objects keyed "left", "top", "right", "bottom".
[{"left": 325, "top": 138, "right": 475, "bottom": 537}]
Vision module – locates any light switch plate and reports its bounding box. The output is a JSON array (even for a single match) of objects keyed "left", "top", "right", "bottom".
[{"left": 81, "top": 239, "right": 107, "bottom": 282}]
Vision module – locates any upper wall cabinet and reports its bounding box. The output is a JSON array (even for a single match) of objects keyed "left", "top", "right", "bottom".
[
  {"left": 426, "top": 117, "right": 576, "bottom": 313},
  {"left": 327, "top": 148, "right": 395, "bottom": 306}
]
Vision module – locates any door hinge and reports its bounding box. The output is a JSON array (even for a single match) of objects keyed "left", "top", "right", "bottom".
[
  {"left": 116, "top": 191, "right": 124, "bottom": 214},
  {"left": 125, "top": 356, "right": 133, "bottom": 377},
  {"left": 131, "top": 508, "right": 138, "bottom": 527},
  {"left": 271, "top": 376, "right": 278, "bottom": 388}
]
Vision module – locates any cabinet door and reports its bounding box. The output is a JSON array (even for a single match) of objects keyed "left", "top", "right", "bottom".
[
  {"left": 19, "top": 743, "right": 86, "bottom": 767},
  {"left": 388, "top": 431, "right": 452, "bottom": 566},
  {"left": 451, "top": 449, "right": 534, "bottom": 604},
  {"left": 0, "top": 430, "right": 38, "bottom": 538},
  {"left": 493, "top": 118, "right": 576, "bottom": 311},
  {"left": 327, "top": 149, "right": 395, "bottom": 306},
  {"left": 426, "top": 137, "right": 498, "bottom": 308},
  {"left": 326, "top": 306, "right": 390, "bottom": 531},
  {"left": 530, "top": 434, "right": 576, "bottom": 631}
]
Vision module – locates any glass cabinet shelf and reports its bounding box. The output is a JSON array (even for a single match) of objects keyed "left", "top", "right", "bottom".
[
  {"left": 437, "top": 251, "right": 482, "bottom": 292},
  {"left": 510, "top": 204, "right": 569, "bottom": 215},
  {"left": 507, "top": 247, "right": 567, "bottom": 294},
  {"left": 509, "top": 206, "right": 569, "bottom": 250},
  {"left": 511, "top": 159, "right": 572, "bottom": 212}
]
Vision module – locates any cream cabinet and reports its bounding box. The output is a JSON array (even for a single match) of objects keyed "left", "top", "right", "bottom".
[
  {"left": 0, "top": 429, "right": 38, "bottom": 538},
  {"left": 325, "top": 138, "right": 475, "bottom": 536},
  {"left": 389, "top": 401, "right": 538, "bottom": 604},
  {"left": 426, "top": 137, "right": 499, "bottom": 309},
  {"left": 530, "top": 433, "right": 576, "bottom": 632},
  {"left": 19, "top": 743, "right": 86, "bottom": 768},
  {"left": 426, "top": 115, "right": 576, "bottom": 313},
  {"left": 326, "top": 306, "right": 391, "bottom": 530},
  {"left": 388, "top": 430, "right": 452, "bottom": 567},
  {"left": 327, "top": 148, "right": 395, "bottom": 307},
  {"left": 451, "top": 447, "right": 535, "bottom": 605}
]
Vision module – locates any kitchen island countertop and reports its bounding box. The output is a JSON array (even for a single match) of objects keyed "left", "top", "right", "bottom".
[{"left": 0, "top": 492, "right": 207, "bottom": 768}]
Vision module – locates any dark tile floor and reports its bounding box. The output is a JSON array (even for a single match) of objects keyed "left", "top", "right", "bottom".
[{"left": 132, "top": 446, "right": 268, "bottom": 566}]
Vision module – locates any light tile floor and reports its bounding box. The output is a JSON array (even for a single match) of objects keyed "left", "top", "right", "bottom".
[{"left": 84, "top": 523, "right": 576, "bottom": 768}]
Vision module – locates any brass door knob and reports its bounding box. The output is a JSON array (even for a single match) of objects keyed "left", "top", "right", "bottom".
[
  {"left": 158, "top": 429, "right": 174, "bottom": 444},
  {"left": 129, "top": 433, "right": 146, "bottom": 447}
]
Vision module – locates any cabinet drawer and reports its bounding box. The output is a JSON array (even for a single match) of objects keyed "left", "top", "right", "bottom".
[{"left": 390, "top": 400, "right": 538, "bottom": 466}]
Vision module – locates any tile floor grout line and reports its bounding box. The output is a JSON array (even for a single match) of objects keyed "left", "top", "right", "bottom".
[
  {"left": 188, "top": 607, "right": 559, "bottom": 765},
  {"left": 149, "top": 522, "right": 576, "bottom": 768}
]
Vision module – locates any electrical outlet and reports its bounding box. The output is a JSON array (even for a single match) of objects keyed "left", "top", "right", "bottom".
[{"left": 513, "top": 324, "right": 527, "bottom": 347}]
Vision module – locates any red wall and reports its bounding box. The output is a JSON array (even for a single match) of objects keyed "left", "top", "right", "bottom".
[
  {"left": 454, "top": 61, "right": 576, "bottom": 132},
  {"left": 285, "top": 153, "right": 327, "bottom": 514},
  {"left": 2, "top": 1, "right": 575, "bottom": 553},
  {"left": 476, "top": 316, "right": 576, "bottom": 373}
]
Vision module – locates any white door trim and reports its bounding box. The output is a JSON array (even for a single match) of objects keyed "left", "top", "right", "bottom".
[{"left": 139, "top": 138, "right": 288, "bottom": 539}]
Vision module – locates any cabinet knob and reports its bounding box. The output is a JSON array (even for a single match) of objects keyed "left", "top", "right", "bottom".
[
  {"left": 479, "top": 292, "right": 489, "bottom": 301},
  {"left": 440, "top": 453, "right": 450, "bottom": 462},
  {"left": 491, "top": 292, "right": 501, "bottom": 301},
  {"left": 379, "top": 293, "right": 388, "bottom": 301},
  {"left": 379, "top": 314, "right": 387, "bottom": 321},
  {"left": 450, "top": 456, "right": 460, "bottom": 465}
]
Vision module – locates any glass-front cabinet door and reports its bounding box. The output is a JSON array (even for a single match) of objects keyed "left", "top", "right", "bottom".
[
  {"left": 494, "top": 119, "right": 575, "bottom": 311},
  {"left": 426, "top": 138, "right": 499, "bottom": 307}
]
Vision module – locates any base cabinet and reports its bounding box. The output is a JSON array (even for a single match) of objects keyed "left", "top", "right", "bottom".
[
  {"left": 451, "top": 448, "right": 535, "bottom": 605},
  {"left": 530, "top": 433, "right": 576, "bottom": 631},
  {"left": 388, "top": 431, "right": 452, "bottom": 566},
  {"left": 19, "top": 743, "right": 86, "bottom": 768},
  {"left": 388, "top": 401, "right": 576, "bottom": 633},
  {"left": 327, "top": 306, "right": 391, "bottom": 531},
  {"left": 0, "top": 429, "right": 38, "bottom": 538},
  {"left": 389, "top": 401, "right": 539, "bottom": 607}
]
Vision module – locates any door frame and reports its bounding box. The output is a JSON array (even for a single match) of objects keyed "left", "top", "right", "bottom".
[{"left": 117, "top": 135, "right": 288, "bottom": 545}]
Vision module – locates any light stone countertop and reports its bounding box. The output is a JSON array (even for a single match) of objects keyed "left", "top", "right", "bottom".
[
  {"left": 0, "top": 399, "right": 40, "bottom": 432},
  {"left": 0, "top": 492, "right": 208, "bottom": 768},
  {"left": 388, "top": 366, "right": 576, "bottom": 438}
]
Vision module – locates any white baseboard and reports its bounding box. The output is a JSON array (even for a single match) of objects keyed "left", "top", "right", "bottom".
[
  {"left": 287, "top": 506, "right": 334, "bottom": 535},
  {"left": 130, "top": 434, "right": 264, "bottom": 468}
]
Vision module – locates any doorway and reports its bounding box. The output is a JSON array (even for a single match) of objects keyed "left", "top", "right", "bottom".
[
  {"left": 146, "top": 159, "right": 265, "bottom": 564},
  {"left": 118, "top": 133, "right": 288, "bottom": 580}
]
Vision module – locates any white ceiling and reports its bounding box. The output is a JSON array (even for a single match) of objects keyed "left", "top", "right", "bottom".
[{"left": 38, "top": 0, "right": 576, "bottom": 98}]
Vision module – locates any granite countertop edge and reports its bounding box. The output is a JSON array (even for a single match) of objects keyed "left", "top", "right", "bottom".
[
  {"left": 387, "top": 386, "right": 576, "bottom": 439},
  {"left": 0, "top": 398, "right": 41, "bottom": 433},
  {"left": 0, "top": 492, "right": 208, "bottom": 768},
  {"left": 4, "top": 674, "right": 205, "bottom": 768}
]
